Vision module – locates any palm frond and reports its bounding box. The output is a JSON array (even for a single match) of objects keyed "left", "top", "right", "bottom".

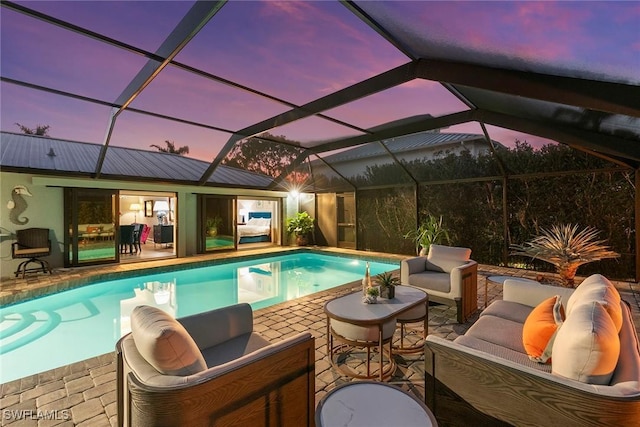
[{"left": 510, "top": 224, "right": 619, "bottom": 286}]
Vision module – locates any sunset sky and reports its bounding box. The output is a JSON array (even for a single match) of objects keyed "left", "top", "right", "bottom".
[{"left": 1, "top": 1, "right": 638, "bottom": 163}]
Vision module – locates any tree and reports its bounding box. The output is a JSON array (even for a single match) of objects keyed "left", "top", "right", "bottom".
[
  {"left": 15, "top": 123, "right": 50, "bottom": 136},
  {"left": 150, "top": 140, "right": 189, "bottom": 155},
  {"left": 222, "top": 133, "right": 305, "bottom": 178}
]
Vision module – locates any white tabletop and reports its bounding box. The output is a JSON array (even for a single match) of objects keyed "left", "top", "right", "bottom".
[
  {"left": 324, "top": 285, "right": 427, "bottom": 324},
  {"left": 316, "top": 382, "right": 437, "bottom": 427}
]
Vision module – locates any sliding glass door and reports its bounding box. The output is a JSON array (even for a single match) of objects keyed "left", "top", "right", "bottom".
[
  {"left": 199, "top": 195, "right": 236, "bottom": 252},
  {"left": 64, "top": 188, "right": 118, "bottom": 266}
]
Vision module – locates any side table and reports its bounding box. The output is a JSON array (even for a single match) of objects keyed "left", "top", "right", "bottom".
[{"left": 316, "top": 381, "right": 438, "bottom": 427}]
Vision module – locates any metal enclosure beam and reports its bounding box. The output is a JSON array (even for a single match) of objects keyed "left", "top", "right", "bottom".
[
  {"left": 636, "top": 170, "right": 640, "bottom": 283},
  {"left": 476, "top": 110, "right": 640, "bottom": 168},
  {"left": 199, "top": 61, "right": 420, "bottom": 185},
  {"left": 94, "top": 0, "right": 226, "bottom": 177},
  {"left": 311, "top": 110, "right": 476, "bottom": 155},
  {"left": 416, "top": 59, "right": 640, "bottom": 118}
]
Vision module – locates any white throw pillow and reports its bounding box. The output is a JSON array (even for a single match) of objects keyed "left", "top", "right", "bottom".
[
  {"left": 131, "top": 305, "right": 207, "bottom": 376},
  {"left": 552, "top": 301, "right": 620, "bottom": 384},
  {"left": 566, "top": 274, "right": 622, "bottom": 332}
]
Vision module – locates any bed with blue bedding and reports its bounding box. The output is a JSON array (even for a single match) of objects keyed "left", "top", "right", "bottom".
[{"left": 238, "top": 212, "right": 272, "bottom": 243}]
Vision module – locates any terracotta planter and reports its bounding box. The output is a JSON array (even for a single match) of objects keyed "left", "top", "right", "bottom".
[{"left": 296, "top": 235, "right": 308, "bottom": 246}]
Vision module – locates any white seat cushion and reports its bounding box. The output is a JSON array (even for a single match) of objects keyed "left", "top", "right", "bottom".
[
  {"left": 397, "top": 303, "right": 427, "bottom": 322},
  {"left": 131, "top": 305, "right": 207, "bottom": 376},
  {"left": 407, "top": 271, "right": 451, "bottom": 293},
  {"left": 331, "top": 318, "right": 396, "bottom": 342}
]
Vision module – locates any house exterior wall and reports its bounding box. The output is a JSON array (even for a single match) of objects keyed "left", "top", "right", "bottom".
[
  {"left": 0, "top": 171, "right": 289, "bottom": 280},
  {"left": 1, "top": 172, "right": 64, "bottom": 277}
]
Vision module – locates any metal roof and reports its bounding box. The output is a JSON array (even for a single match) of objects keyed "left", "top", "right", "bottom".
[
  {"left": 320, "top": 132, "right": 493, "bottom": 163},
  {"left": 0, "top": 132, "right": 274, "bottom": 188}
]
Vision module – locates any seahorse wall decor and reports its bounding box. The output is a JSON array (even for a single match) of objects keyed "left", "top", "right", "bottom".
[{"left": 7, "top": 185, "right": 32, "bottom": 225}]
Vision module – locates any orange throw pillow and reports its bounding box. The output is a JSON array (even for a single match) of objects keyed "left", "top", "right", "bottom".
[{"left": 522, "top": 295, "right": 565, "bottom": 363}]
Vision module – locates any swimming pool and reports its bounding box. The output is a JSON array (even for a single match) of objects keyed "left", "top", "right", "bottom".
[{"left": 0, "top": 251, "right": 397, "bottom": 383}]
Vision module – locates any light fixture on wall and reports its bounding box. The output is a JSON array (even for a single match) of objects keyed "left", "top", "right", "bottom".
[{"left": 129, "top": 203, "right": 141, "bottom": 223}]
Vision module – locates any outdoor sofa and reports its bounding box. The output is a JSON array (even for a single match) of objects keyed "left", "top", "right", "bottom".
[
  {"left": 116, "top": 303, "right": 315, "bottom": 427},
  {"left": 425, "top": 275, "right": 640, "bottom": 426}
]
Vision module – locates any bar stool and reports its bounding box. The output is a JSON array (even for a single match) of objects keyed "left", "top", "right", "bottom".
[
  {"left": 328, "top": 317, "right": 397, "bottom": 380},
  {"left": 393, "top": 302, "right": 428, "bottom": 354}
]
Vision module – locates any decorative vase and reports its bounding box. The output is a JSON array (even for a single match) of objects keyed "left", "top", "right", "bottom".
[
  {"left": 208, "top": 228, "right": 217, "bottom": 237},
  {"left": 362, "top": 262, "right": 371, "bottom": 295},
  {"left": 296, "top": 234, "right": 308, "bottom": 246},
  {"left": 381, "top": 286, "right": 395, "bottom": 299}
]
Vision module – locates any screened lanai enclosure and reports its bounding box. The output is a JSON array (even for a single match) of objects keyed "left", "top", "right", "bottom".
[{"left": 1, "top": 1, "right": 639, "bottom": 279}]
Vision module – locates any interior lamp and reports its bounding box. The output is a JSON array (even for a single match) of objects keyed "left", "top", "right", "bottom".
[
  {"left": 153, "top": 201, "right": 170, "bottom": 224},
  {"left": 129, "top": 203, "right": 141, "bottom": 223}
]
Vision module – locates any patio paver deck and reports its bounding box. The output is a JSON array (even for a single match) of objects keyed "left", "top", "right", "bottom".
[{"left": 1, "top": 250, "right": 639, "bottom": 426}]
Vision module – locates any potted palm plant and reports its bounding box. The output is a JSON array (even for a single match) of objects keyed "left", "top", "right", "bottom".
[
  {"left": 376, "top": 271, "right": 399, "bottom": 299},
  {"left": 286, "top": 211, "right": 315, "bottom": 246},
  {"left": 404, "top": 214, "right": 450, "bottom": 255},
  {"left": 206, "top": 216, "right": 223, "bottom": 237},
  {"left": 510, "top": 224, "right": 619, "bottom": 287}
]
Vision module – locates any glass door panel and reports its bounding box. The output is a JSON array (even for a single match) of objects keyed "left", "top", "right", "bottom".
[
  {"left": 200, "top": 195, "right": 236, "bottom": 252},
  {"left": 65, "top": 188, "right": 118, "bottom": 266},
  {"left": 337, "top": 193, "right": 356, "bottom": 249}
]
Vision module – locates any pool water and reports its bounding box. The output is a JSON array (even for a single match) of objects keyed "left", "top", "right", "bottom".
[{"left": 0, "top": 252, "right": 397, "bottom": 383}]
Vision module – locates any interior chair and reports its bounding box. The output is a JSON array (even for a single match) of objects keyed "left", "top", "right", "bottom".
[
  {"left": 401, "top": 244, "right": 478, "bottom": 323},
  {"left": 138, "top": 224, "right": 150, "bottom": 245},
  {"left": 12, "top": 227, "right": 52, "bottom": 278},
  {"left": 132, "top": 223, "right": 143, "bottom": 253},
  {"left": 119, "top": 225, "right": 135, "bottom": 254},
  {"left": 116, "top": 303, "right": 315, "bottom": 427}
]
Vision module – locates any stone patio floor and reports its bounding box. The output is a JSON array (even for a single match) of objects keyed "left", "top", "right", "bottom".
[{"left": 1, "top": 248, "right": 639, "bottom": 426}]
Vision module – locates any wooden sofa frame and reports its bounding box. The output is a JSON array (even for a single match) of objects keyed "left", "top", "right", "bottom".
[{"left": 425, "top": 301, "right": 640, "bottom": 427}]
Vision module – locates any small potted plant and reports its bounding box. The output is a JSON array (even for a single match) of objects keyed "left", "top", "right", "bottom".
[
  {"left": 206, "top": 216, "right": 223, "bottom": 237},
  {"left": 404, "top": 214, "right": 450, "bottom": 255},
  {"left": 364, "top": 286, "right": 379, "bottom": 304},
  {"left": 286, "top": 211, "right": 315, "bottom": 246},
  {"left": 376, "top": 271, "right": 399, "bottom": 299}
]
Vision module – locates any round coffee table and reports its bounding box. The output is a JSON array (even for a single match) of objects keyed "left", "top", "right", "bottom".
[{"left": 316, "top": 381, "right": 438, "bottom": 427}]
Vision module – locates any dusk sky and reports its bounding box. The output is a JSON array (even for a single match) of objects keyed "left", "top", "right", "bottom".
[{"left": 1, "top": 1, "right": 638, "bottom": 163}]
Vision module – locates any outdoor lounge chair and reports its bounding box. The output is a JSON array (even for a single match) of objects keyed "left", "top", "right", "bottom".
[
  {"left": 401, "top": 244, "right": 478, "bottom": 323},
  {"left": 11, "top": 227, "right": 52, "bottom": 278},
  {"left": 116, "top": 303, "right": 315, "bottom": 426}
]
